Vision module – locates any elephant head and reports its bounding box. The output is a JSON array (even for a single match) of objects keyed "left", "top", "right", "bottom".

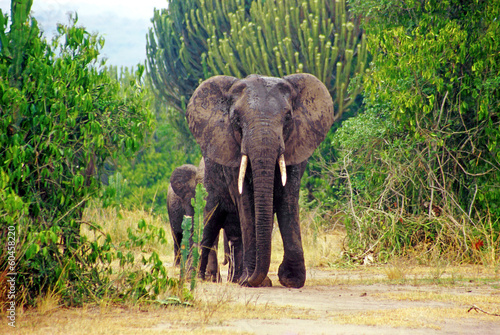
[
  {"left": 170, "top": 164, "right": 199, "bottom": 208},
  {"left": 186, "top": 74, "right": 334, "bottom": 286},
  {"left": 170, "top": 159, "right": 204, "bottom": 202}
]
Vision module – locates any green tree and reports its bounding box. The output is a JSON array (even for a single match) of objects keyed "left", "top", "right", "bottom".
[
  {"left": 354, "top": 0, "right": 500, "bottom": 217},
  {"left": 0, "top": 1, "right": 154, "bottom": 305},
  {"left": 328, "top": 0, "right": 500, "bottom": 257},
  {"left": 146, "top": 0, "right": 220, "bottom": 152}
]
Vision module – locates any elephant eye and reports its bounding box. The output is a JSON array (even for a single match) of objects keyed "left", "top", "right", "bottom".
[
  {"left": 230, "top": 109, "right": 243, "bottom": 144},
  {"left": 284, "top": 109, "right": 292, "bottom": 123}
]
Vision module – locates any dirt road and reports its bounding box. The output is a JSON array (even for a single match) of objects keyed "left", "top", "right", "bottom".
[
  {"left": 5, "top": 265, "right": 500, "bottom": 335},
  {"left": 146, "top": 265, "right": 500, "bottom": 335}
]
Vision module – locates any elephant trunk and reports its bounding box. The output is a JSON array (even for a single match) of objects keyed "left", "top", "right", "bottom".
[{"left": 246, "top": 153, "right": 276, "bottom": 287}]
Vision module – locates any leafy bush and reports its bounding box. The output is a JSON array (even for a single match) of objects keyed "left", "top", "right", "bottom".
[
  {"left": 321, "top": 0, "right": 500, "bottom": 262},
  {"left": 352, "top": 0, "right": 500, "bottom": 218},
  {"left": 102, "top": 66, "right": 201, "bottom": 214},
  {"left": 0, "top": 1, "right": 163, "bottom": 306}
]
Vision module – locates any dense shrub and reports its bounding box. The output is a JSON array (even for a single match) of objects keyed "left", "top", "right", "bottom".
[
  {"left": 0, "top": 1, "right": 167, "bottom": 306},
  {"left": 321, "top": 0, "right": 500, "bottom": 261}
]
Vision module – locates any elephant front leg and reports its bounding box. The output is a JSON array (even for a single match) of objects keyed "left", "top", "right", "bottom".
[
  {"left": 199, "top": 205, "right": 225, "bottom": 282},
  {"left": 199, "top": 236, "right": 221, "bottom": 282},
  {"left": 235, "top": 196, "right": 256, "bottom": 285},
  {"left": 275, "top": 163, "right": 306, "bottom": 288},
  {"left": 276, "top": 215, "right": 306, "bottom": 288}
]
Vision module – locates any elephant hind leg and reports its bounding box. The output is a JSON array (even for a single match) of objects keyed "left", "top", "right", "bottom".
[{"left": 206, "top": 236, "right": 221, "bottom": 283}]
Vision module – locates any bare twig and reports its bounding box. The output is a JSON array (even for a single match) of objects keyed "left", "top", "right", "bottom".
[
  {"left": 444, "top": 146, "right": 495, "bottom": 177},
  {"left": 342, "top": 153, "right": 362, "bottom": 238},
  {"left": 468, "top": 183, "right": 478, "bottom": 218},
  {"left": 435, "top": 90, "right": 448, "bottom": 130},
  {"left": 467, "top": 305, "right": 500, "bottom": 317}
]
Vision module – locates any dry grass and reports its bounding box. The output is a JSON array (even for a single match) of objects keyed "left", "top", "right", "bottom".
[
  {"left": 81, "top": 203, "right": 169, "bottom": 256},
  {"left": 7, "top": 285, "right": 305, "bottom": 335},
  {"left": 35, "top": 290, "right": 61, "bottom": 315},
  {"left": 328, "top": 305, "right": 500, "bottom": 330},
  {"left": 384, "top": 267, "right": 405, "bottom": 281},
  {"left": 266, "top": 208, "right": 346, "bottom": 272}
]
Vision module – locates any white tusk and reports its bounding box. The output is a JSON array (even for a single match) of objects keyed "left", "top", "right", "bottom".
[
  {"left": 238, "top": 155, "right": 248, "bottom": 194},
  {"left": 279, "top": 154, "right": 287, "bottom": 187}
]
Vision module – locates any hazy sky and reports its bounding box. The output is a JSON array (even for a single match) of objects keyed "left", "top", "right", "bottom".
[{"left": 0, "top": 0, "right": 168, "bottom": 68}]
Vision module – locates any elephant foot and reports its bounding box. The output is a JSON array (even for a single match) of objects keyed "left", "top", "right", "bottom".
[
  {"left": 278, "top": 262, "right": 306, "bottom": 288},
  {"left": 238, "top": 272, "right": 272, "bottom": 287}
]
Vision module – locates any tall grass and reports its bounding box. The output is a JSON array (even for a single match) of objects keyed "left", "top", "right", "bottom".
[{"left": 82, "top": 204, "right": 168, "bottom": 255}]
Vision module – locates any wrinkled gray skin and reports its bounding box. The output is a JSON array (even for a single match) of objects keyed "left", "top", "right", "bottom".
[
  {"left": 187, "top": 74, "right": 334, "bottom": 288},
  {"left": 167, "top": 159, "right": 225, "bottom": 282}
]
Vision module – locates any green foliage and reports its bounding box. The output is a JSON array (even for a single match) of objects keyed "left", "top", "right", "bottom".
[
  {"left": 101, "top": 66, "right": 201, "bottom": 214},
  {"left": 114, "top": 120, "right": 200, "bottom": 213},
  {"left": 201, "top": 0, "right": 367, "bottom": 115},
  {"left": 104, "top": 66, "right": 201, "bottom": 213},
  {"left": 0, "top": 1, "right": 155, "bottom": 306},
  {"left": 356, "top": 0, "right": 500, "bottom": 217},
  {"left": 117, "top": 219, "right": 172, "bottom": 301},
  {"left": 147, "top": 0, "right": 216, "bottom": 114},
  {"left": 147, "top": 0, "right": 216, "bottom": 152},
  {"left": 74, "top": 217, "right": 174, "bottom": 304},
  {"left": 324, "top": 0, "right": 500, "bottom": 260}
]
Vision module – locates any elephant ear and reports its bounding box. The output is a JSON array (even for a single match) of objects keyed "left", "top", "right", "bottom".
[
  {"left": 186, "top": 76, "right": 240, "bottom": 167},
  {"left": 284, "top": 73, "right": 335, "bottom": 165},
  {"left": 170, "top": 165, "right": 198, "bottom": 201}
]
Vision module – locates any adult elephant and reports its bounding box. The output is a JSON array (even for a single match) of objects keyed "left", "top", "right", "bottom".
[
  {"left": 167, "top": 159, "right": 227, "bottom": 282},
  {"left": 186, "top": 74, "right": 334, "bottom": 288}
]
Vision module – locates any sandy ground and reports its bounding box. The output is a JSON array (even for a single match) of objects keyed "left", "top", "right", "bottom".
[
  {"left": 3, "top": 264, "right": 500, "bottom": 335},
  {"left": 185, "top": 266, "right": 500, "bottom": 335}
]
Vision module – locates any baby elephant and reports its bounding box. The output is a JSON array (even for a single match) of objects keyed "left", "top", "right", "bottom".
[{"left": 167, "top": 160, "right": 227, "bottom": 282}]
